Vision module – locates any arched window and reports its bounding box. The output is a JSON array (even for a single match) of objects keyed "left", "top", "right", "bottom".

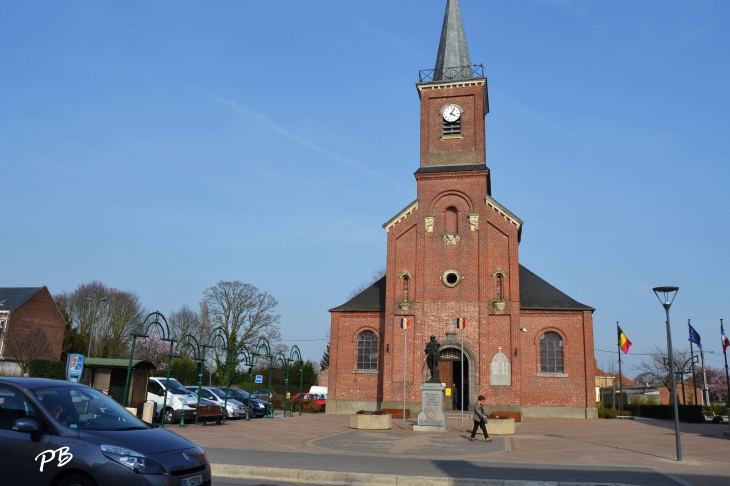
[
  {"left": 357, "top": 330, "right": 378, "bottom": 370},
  {"left": 540, "top": 332, "right": 564, "bottom": 373},
  {"left": 496, "top": 275, "right": 503, "bottom": 300},
  {"left": 444, "top": 206, "right": 458, "bottom": 234},
  {"left": 403, "top": 276, "right": 409, "bottom": 302}
]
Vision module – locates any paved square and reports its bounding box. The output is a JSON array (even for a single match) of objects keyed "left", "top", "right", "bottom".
[{"left": 171, "top": 414, "right": 730, "bottom": 485}]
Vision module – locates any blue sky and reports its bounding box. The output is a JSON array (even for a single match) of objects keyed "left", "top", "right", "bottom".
[{"left": 2, "top": 1, "right": 729, "bottom": 373}]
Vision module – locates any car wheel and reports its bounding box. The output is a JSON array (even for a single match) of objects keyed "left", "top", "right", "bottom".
[
  {"left": 320, "top": 405, "right": 326, "bottom": 413},
  {"left": 164, "top": 407, "right": 174, "bottom": 424},
  {"left": 56, "top": 473, "right": 98, "bottom": 486}
]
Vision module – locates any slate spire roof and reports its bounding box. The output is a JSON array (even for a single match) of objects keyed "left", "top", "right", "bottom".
[{"left": 434, "top": 0, "right": 473, "bottom": 81}]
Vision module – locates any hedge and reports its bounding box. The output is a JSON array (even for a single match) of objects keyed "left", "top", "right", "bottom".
[
  {"left": 622, "top": 404, "right": 704, "bottom": 423},
  {"left": 27, "top": 359, "right": 65, "bottom": 380}
]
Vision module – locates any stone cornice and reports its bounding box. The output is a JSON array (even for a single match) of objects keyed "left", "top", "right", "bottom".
[
  {"left": 383, "top": 200, "right": 419, "bottom": 233},
  {"left": 484, "top": 194, "right": 523, "bottom": 233}
]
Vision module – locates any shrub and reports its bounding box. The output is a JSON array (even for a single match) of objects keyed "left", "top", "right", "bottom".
[
  {"left": 292, "top": 400, "right": 320, "bottom": 413},
  {"left": 27, "top": 359, "right": 65, "bottom": 380},
  {"left": 598, "top": 408, "right": 632, "bottom": 419},
  {"left": 269, "top": 395, "right": 284, "bottom": 409}
]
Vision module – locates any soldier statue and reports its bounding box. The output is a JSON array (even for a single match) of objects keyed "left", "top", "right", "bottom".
[{"left": 424, "top": 335, "right": 441, "bottom": 383}]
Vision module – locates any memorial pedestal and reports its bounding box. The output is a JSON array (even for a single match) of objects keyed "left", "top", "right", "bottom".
[{"left": 413, "top": 382, "right": 449, "bottom": 433}]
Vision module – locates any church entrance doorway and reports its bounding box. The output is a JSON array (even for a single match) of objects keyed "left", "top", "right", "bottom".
[{"left": 437, "top": 347, "right": 470, "bottom": 411}]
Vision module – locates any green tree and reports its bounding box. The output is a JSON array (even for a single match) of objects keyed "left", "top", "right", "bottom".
[
  {"left": 320, "top": 342, "right": 329, "bottom": 371},
  {"left": 56, "top": 300, "right": 86, "bottom": 361}
]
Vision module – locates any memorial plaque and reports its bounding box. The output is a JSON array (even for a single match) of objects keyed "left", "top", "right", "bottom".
[{"left": 490, "top": 351, "right": 511, "bottom": 386}]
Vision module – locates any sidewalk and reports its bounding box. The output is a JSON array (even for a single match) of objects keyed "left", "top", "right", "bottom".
[{"left": 170, "top": 413, "right": 730, "bottom": 486}]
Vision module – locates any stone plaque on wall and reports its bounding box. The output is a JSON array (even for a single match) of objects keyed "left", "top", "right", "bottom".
[{"left": 490, "top": 351, "right": 511, "bottom": 386}]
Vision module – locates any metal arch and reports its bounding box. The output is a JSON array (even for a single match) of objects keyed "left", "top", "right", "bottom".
[
  {"left": 288, "top": 345, "right": 303, "bottom": 365},
  {"left": 136, "top": 311, "right": 173, "bottom": 341},
  {"left": 252, "top": 337, "right": 272, "bottom": 359},
  {"left": 175, "top": 333, "right": 202, "bottom": 361},
  {"left": 123, "top": 311, "right": 176, "bottom": 410},
  {"left": 203, "top": 326, "right": 230, "bottom": 352}
]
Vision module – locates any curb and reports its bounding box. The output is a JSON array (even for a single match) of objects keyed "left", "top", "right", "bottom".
[{"left": 212, "top": 463, "right": 642, "bottom": 486}]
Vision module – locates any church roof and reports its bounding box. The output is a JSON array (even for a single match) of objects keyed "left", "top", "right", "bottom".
[
  {"left": 519, "top": 266, "right": 594, "bottom": 311},
  {"left": 328, "top": 277, "right": 386, "bottom": 313},
  {"left": 0, "top": 287, "right": 44, "bottom": 312},
  {"left": 434, "top": 0, "right": 473, "bottom": 81},
  {"left": 330, "top": 267, "right": 592, "bottom": 313}
]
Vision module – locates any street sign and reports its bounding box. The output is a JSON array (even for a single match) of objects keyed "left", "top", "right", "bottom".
[{"left": 255, "top": 375, "right": 263, "bottom": 384}]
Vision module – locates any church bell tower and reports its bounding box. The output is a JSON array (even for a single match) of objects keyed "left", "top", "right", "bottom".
[{"left": 417, "top": 0, "right": 490, "bottom": 194}]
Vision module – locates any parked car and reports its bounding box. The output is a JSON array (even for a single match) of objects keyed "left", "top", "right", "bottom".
[
  {"left": 309, "top": 386, "right": 328, "bottom": 399},
  {"left": 146, "top": 376, "right": 199, "bottom": 424},
  {"left": 226, "top": 388, "right": 272, "bottom": 418},
  {"left": 250, "top": 389, "right": 278, "bottom": 401},
  {"left": 291, "top": 392, "right": 326, "bottom": 413},
  {"left": 0, "top": 377, "right": 211, "bottom": 486},
  {"left": 185, "top": 386, "right": 247, "bottom": 419}
]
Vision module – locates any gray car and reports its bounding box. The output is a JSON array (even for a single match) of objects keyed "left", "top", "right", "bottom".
[{"left": 0, "top": 377, "right": 211, "bottom": 486}]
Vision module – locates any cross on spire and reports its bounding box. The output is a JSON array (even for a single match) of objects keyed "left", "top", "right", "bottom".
[{"left": 434, "top": 0, "right": 473, "bottom": 81}]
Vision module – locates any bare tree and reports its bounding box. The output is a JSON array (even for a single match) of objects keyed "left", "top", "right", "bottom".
[
  {"left": 202, "top": 281, "right": 281, "bottom": 374},
  {"left": 634, "top": 345, "right": 691, "bottom": 395},
  {"left": 4, "top": 325, "right": 62, "bottom": 374},
  {"left": 168, "top": 304, "right": 208, "bottom": 342},
  {"left": 54, "top": 281, "right": 145, "bottom": 359},
  {"left": 347, "top": 267, "right": 386, "bottom": 300}
]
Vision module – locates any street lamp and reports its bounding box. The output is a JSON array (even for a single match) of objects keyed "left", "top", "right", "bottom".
[
  {"left": 86, "top": 297, "right": 108, "bottom": 358},
  {"left": 653, "top": 286, "right": 681, "bottom": 461}
]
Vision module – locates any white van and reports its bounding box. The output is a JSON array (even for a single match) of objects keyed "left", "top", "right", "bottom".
[
  {"left": 308, "top": 386, "right": 328, "bottom": 399},
  {"left": 146, "top": 377, "right": 199, "bottom": 423}
]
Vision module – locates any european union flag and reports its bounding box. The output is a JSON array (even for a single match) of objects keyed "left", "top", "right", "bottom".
[{"left": 689, "top": 323, "right": 703, "bottom": 349}]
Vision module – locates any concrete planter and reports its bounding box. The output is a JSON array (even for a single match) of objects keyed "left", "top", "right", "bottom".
[
  {"left": 349, "top": 414, "right": 392, "bottom": 430},
  {"left": 485, "top": 418, "right": 515, "bottom": 435}
]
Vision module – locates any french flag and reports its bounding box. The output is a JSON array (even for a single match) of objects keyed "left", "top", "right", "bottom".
[{"left": 721, "top": 320, "right": 730, "bottom": 354}]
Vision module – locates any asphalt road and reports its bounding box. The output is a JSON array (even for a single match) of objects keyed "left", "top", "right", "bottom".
[
  {"left": 213, "top": 480, "right": 327, "bottom": 486},
  {"left": 206, "top": 447, "right": 683, "bottom": 486}
]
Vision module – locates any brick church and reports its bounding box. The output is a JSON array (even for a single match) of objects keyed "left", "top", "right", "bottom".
[{"left": 328, "top": 0, "right": 597, "bottom": 419}]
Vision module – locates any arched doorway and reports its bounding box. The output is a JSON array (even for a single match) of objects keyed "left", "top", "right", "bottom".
[{"left": 437, "top": 347, "right": 470, "bottom": 411}]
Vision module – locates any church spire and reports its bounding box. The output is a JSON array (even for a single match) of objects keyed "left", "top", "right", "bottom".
[{"left": 434, "top": 0, "right": 473, "bottom": 81}]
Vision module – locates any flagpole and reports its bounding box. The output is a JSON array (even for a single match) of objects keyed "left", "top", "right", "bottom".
[
  {"left": 720, "top": 319, "right": 730, "bottom": 404},
  {"left": 617, "top": 322, "right": 623, "bottom": 416},
  {"left": 460, "top": 326, "right": 464, "bottom": 427},
  {"left": 403, "top": 325, "right": 407, "bottom": 430},
  {"left": 701, "top": 347, "right": 710, "bottom": 406},
  {"left": 689, "top": 319, "right": 698, "bottom": 405}
]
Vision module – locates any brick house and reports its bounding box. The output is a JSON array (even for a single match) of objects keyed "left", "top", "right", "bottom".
[
  {"left": 0, "top": 287, "right": 66, "bottom": 375},
  {"left": 327, "top": 0, "right": 596, "bottom": 419}
]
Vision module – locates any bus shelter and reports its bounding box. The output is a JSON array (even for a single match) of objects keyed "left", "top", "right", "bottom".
[{"left": 81, "top": 358, "right": 156, "bottom": 417}]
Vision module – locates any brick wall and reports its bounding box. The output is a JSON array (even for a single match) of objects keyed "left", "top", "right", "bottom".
[{"left": 4, "top": 287, "right": 65, "bottom": 362}]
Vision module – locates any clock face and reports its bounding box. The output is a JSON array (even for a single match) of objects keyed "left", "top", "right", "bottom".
[{"left": 442, "top": 105, "right": 461, "bottom": 122}]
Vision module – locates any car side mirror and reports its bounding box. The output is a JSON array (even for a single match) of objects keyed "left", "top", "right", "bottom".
[
  {"left": 13, "top": 418, "right": 41, "bottom": 441},
  {"left": 13, "top": 418, "right": 39, "bottom": 433}
]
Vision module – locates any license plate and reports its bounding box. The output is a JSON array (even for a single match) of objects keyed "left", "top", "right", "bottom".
[{"left": 180, "top": 474, "right": 204, "bottom": 486}]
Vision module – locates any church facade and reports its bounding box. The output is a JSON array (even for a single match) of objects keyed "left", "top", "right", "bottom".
[{"left": 327, "top": 0, "right": 597, "bottom": 419}]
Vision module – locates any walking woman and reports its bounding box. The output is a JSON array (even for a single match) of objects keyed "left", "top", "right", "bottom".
[{"left": 470, "top": 395, "right": 492, "bottom": 442}]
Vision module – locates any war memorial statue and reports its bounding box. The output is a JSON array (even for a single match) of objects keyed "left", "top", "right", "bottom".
[
  {"left": 414, "top": 334, "right": 448, "bottom": 432},
  {"left": 424, "top": 335, "right": 441, "bottom": 383}
]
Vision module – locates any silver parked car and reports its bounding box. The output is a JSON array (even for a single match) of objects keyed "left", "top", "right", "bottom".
[{"left": 185, "top": 386, "right": 247, "bottom": 419}]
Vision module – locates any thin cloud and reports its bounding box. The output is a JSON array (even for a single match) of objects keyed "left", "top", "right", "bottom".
[{"left": 208, "top": 94, "right": 406, "bottom": 190}]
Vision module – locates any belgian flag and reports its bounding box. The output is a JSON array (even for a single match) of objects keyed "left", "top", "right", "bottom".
[{"left": 618, "top": 325, "right": 632, "bottom": 354}]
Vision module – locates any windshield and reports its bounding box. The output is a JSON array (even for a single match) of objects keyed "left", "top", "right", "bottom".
[
  {"left": 211, "top": 388, "right": 226, "bottom": 399},
  {"left": 35, "top": 386, "right": 148, "bottom": 431},
  {"left": 230, "top": 389, "right": 249, "bottom": 399},
  {"left": 166, "top": 379, "right": 189, "bottom": 395}
]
